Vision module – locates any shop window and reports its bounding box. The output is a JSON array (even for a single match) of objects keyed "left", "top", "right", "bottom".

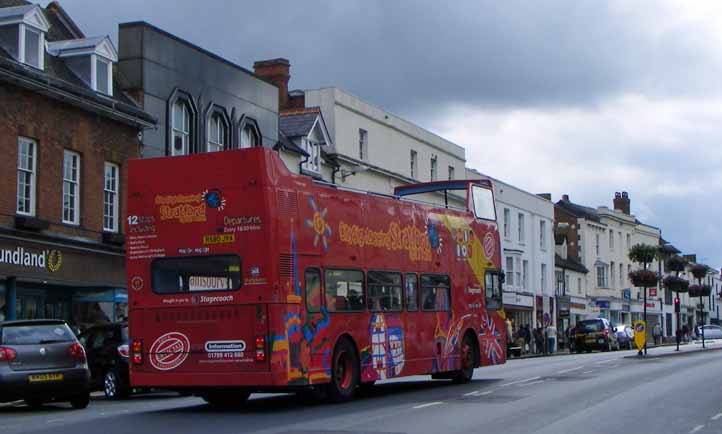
[
  {"left": 421, "top": 274, "right": 450, "bottom": 311},
  {"left": 324, "top": 269, "right": 364, "bottom": 312},
  {"left": 405, "top": 273, "right": 418, "bottom": 311},
  {"left": 367, "top": 271, "right": 402, "bottom": 312},
  {"left": 305, "top": 268, "right": 321, "bottom": 313}
]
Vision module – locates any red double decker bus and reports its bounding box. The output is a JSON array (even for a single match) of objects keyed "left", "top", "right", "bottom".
[{"left": 126, "top": 148, "right": 505, "bottom": 405}]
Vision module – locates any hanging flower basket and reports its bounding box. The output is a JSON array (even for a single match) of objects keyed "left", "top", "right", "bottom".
[
  {"left": 666, "top": 255, "right": 686, "bottom": 273},
  {"left": 628, "top": 244, "right": 658, "bottom": 266},
  {"left": 663, "top": 276, "right": 689, "bottom": 293},
  {"left": 690, "top": 264, "right": 710, "bottom": 280},
  {"left": 628, "top": 269, "right": 659, "bottom": 288},
  {"left": 689, "top": 284, "right": 712, "bottom": 297}
]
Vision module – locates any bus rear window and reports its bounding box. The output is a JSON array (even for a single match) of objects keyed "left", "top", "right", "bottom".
[{"left": 151, "top": 255, "right": 241, "bottom": 294}]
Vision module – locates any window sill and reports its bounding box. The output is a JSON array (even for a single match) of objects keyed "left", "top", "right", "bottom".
[
  {"left": 300, "top": 168, "right": 323, "bottom": 180},
  {"left": 15, "top": 215, "right": 49, "bottom": 231}
]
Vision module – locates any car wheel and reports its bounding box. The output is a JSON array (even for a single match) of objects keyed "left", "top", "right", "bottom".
[
  {"left": 325, "top": 338, "right": 359, "bottom": 403},
  {"left": 201, "top": 390, "right": 250, "bottom": 408},
  {"left": 70, "top": 392, "right": 90, "bottom": 409},
  {"left": 104, "top": 370, "right": 130, "bottom": 400},
  {"left": 24, "top": 398, "right": 44, "bottom": 409}
]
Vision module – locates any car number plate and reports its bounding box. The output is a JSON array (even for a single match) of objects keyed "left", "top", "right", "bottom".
[{"left": 28, "top": 373, "right": 64, "bottom": 383}]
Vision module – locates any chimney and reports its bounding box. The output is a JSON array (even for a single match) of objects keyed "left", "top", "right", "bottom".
[
  {"left": 537, "top": 193, "right": 552, "bottom": 201},
  {"left": 613, "top": 191, "right": 630, "bottom": 215},
  {"left": 562, "top": 194, "right": 569, "bottom": 202},
  {"left": 253, "top": 58, "right": 290, "bottom": 110}
]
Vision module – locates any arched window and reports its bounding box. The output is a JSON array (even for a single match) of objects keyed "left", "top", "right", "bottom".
[
  {"left": 240, "top": 124, "right": 258, "bottom": 149},
  {"left": 171, "top": 99, "right": 191, "bottom": 156},
  {"left": 238, "top": 117, "right": 261, "bottom": 149},
  {"left": 207, "top": 112, "right": 227, "bottom": 152}
]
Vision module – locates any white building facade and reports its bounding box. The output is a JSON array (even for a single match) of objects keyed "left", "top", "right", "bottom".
[{"left": 472, "top": 173, "right": 555, "bottom": 332}]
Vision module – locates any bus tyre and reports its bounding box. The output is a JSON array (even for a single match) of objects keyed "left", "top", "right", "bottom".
[
  {"left": 453, "top": 333, "right": 476, "bottom": 384},
  {"left": 202, "top": 390, "right": 250, "bottom": 408},
  {"left": 326, "top": 339, "right": 359, "bottom": 403}
]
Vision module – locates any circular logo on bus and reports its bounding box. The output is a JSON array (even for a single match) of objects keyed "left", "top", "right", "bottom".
[
  {"left": 483, "top": 233, "right": 495, "bottom": 260},
  {"left": 149, "top": 332, "right": 190, "bottom": 371},
  {"left": 131, "top": 276, "right": 144, "bottom": 291}
]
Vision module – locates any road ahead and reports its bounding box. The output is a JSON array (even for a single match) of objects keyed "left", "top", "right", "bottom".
[{"left": 3, "top": 343, "right": 722, "bottom": 434}]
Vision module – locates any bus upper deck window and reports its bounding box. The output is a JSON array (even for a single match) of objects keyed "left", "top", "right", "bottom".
[{"left": 472, "top": 185, "right": 496, "bottom": 221}]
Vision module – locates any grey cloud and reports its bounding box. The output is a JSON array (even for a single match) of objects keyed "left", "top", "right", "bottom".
[{"left": 52, "top": 0, "right": 722, "bottom": 115}]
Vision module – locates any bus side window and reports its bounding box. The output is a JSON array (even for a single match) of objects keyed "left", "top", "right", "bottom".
[
  {"left": 324, "top": 269, "right": 365, "bottom": 312},
  {"left": 485, "top": 271, "right": 502, "bottom": 310},
  {"left": 368, "top": 271, "right": 402, "bottom": 312},
  {"left": 405, "top": 273, "right": 418, "bottom": 311},
  {"left": 305, "top": 268, "right": 321, "bottom": 313},
  {"left": 421, "top": 274, "right": 450, "bottom": 311}
]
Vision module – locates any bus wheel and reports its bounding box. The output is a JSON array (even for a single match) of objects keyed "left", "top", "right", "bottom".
[
  {"left": 453, "top": 333, "right": 476, "bottom": 384},
  {"left": 326, "top": 338, "right": 359, "bottom": 403},
  {"left": 202, "top": 390, "right": 250, "bottom": 408}
]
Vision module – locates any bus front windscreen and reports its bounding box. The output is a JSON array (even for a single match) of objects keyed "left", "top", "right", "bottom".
[{"left": 151, "top": 254, "right": 241, "bottom": 294}]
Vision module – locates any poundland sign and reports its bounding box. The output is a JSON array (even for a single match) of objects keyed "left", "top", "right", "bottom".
[{"left": 0, "top": 247, "right": 62, "bottom": 272}]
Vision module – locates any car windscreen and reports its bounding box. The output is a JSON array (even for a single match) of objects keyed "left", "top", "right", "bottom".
[
  {"left": 577, "top": 320, "right": 603, "bottom": 333},
  {"left": 1, "top": 324, "right": 75, "bottom": 345},
  {"left": 151, "top": 254, "right": 242, "bottom": 294}
]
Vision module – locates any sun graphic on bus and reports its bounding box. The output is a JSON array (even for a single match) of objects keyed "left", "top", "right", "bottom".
[{"left": 305, "top": 196, "right": 332, "bottom": 251}]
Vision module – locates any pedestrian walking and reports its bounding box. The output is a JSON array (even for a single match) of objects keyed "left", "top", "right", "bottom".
[
  {"left": 546, "top": 325, "right": 557, "bottom": 354},
  {"left": 653, "top": 323, "right": 661, "bottom": 345},
  {"left": 534, "top": 325, "right": 544, "bottom": 354}
]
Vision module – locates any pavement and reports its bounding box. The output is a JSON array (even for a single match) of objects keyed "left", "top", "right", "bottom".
[{"left": 2, "top": 341, "right": 722, "bottom": 434}]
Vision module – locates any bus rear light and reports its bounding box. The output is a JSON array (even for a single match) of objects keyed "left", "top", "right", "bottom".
[
  {"left": 0, "top": 346, "right": 17, "bottom": 363},
  {"left": 255, "top": 336, "right": 266, "bottom": 362},
  {"left": 131, "top": 339, "right": 143, "bottom": 365}
]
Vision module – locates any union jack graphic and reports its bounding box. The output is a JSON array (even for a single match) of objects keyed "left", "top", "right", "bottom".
[{"left": 480, "top": 313, "right": 503, "bottom": 365}]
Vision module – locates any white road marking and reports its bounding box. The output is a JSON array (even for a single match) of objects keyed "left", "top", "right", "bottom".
[
  {"left": 518, "top": 380, "right": 545, "bottom": 387},
  {"left": 712, "top": 413, "right": 722, "bottom": 421},
  {"left": 463, "top": 391, "right": 480, "bottom": 396},
  {"left": 413, "top": 401, "right": 443, "bottom": 409},
  {"left": 479, "top": 391, "right": 493, "bottom": 395},
  {"left": 499, "top": 376, "right": 541, "bottom": 387},
  {"left": 690, "top": 425, "right": 705, "bottom": 433},
  {"left": 582, "top": 370, "right": 595, "bottom": 374},
  {"left": 46, "top": 419, "right": 64, "bottom": 424},
  {"left": 558, "top": 366, "right": 584, "bottom": 374},
  {"left": 594, "top": 359, "right": 617, "bottom": 364}
]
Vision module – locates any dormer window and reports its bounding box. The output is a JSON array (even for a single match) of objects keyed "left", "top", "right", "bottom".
[
  {"left": 22, "top": 26, "right": 42, "bottom": 69},
  {"left": 0, "top": 4, "right": 50, "bottom": 70},
  {"left": 47, "top": 36, "right": 117, "bottom": 96},
  {"left": 94, "top": 57, "right": 111, "bottom": 95}
]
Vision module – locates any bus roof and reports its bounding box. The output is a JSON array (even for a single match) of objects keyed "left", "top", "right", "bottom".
[{"left": 393, "top": 179, "right": 492, "bottom": 197}]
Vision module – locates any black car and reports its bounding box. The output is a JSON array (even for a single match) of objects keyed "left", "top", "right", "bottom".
[
  {"left": 0, "top": 320, "right": 91, "bottom": 409},
  {"left": 78, "top": 323, "right": 130, "bottom": 399}
]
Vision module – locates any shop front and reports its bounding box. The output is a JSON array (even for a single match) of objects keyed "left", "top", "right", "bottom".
[
  {"left": 503, "top": 291, "right": 535, "bottom": 331},
  {"left": 0, "top": 235, "right": 127, "bottom": 331}
]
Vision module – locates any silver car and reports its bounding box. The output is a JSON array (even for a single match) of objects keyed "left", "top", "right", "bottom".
[
  {"left": 697, "top": 325, "right": 722, "bottom": 340},
  {"left": 0, "top": 320, "right": 91, "bottom": 409}
]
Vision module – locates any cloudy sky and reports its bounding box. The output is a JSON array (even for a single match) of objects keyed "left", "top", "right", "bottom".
[{"left": 51, "top": 0, "right": 722, "bottom": 268}]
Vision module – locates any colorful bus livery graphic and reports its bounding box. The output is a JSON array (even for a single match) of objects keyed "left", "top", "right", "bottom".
[{"left": 126, "top": 148, "right": 505, "bottom": 405}]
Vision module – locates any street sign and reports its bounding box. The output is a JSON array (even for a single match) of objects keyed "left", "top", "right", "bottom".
[
  {"left": 633, "top": 320, "right": 646, "bottom": 352},
  {"left": 649, "top": 287, "right": 657, "bottom": 297},
  {"left": 543, "top": 312, "right": 552, "bottom": 327}
]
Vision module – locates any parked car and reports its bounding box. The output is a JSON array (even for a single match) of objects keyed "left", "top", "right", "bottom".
[
  {"left": 78, "top": 323, "right": 130, "bottom": 399},
  {"left": 696, "top": 325, "right": 722, "bottom": 340},
  {"left": 0, "top": 320, "right": 90, "bottom": 409},
  {"left": 574, "top": 318, "right": 619, "bottom": 352},
  {"left": 614, "top": 324, "right": 634, "bottom": 350}
]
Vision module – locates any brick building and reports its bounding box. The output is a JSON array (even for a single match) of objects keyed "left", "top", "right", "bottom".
[{"left": 0, "top": 1, "right": 154, "bottom": 325}]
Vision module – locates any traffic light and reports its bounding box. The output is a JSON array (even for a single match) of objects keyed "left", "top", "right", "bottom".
[{"left": 674, "top": 297, "right": 680, "bottom": 313}]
